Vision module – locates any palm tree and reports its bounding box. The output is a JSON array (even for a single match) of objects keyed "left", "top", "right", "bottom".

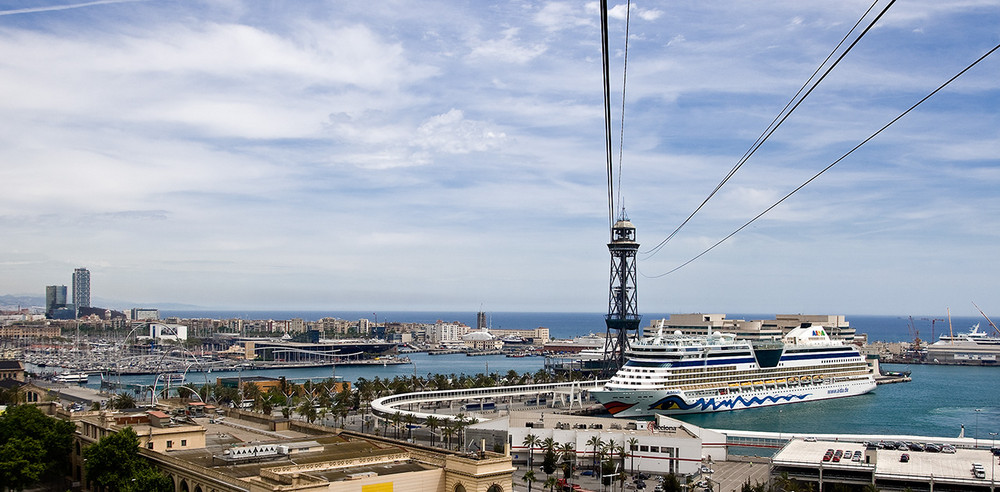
[
  {"left": 523, "top": 470, "right": 537, "bottom": 492},
  {"left": 626, "top": 437, "right": 638, "bottom": 476},
  {"left": 425, "top": 415, "right": 441, "bottom": 446},
  {"left": 404, "top": 413, "right": 417, "bottom": 441},
  {"left": 541, "top": 437, "right": 558, "bottom": 476},
  {"left": 442, "top": 422, "right": 457, "bottom": 450},
  {"left": 543, "top": 475, "right": 558, "bottom": 492},
  {"left": 241, "top": 381, "right": 262, "bottom": 410},
  {"left": 542, "top": 437, "right": 557, "bottom": 453},
  {"left": 586, "top": 435, "right": 604, "bottom": 474},
  {"left": 558, "top": 442, "right": 576, "bottom": 479},
  {"left": 454, "top": 412, "right": 467, "bottom": 443},
  {"left": 523, "top": 433, "right": 541, "bottom": 469},
  {"left": 390, "top": 411, "right": 403, "bottom": 439},
  {"left": 108, "top": 392, "right": 137, "bottom": 410},
  {"left": 614, "top": 443, "right": 627, "bottom": 491}
]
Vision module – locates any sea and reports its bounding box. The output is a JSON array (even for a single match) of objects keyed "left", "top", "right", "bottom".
[{"left": 88, "top": 310, "right": 1000, "bottom": 442}]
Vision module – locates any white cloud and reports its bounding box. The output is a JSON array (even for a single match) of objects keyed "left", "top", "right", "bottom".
[
  {"left": 535, "top": 2, "right": 592, "bottom": 32},
  {"left": 467, "top": 27, "right": 547, "bottom": 64},
  {"left": 0, "top": 1, "right": 997, "bottom": 316},
  {"left": 412, "top": 109, "right": 508, "bottom": 154}
]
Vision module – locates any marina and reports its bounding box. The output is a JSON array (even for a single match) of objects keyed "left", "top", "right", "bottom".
[{"left": 25, "top": 350, "right": 1000, "bottom": 442}]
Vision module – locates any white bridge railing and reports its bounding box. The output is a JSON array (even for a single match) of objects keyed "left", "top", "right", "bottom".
[{"left": 370, "top": 379, "right": 609, "bottom": 423}]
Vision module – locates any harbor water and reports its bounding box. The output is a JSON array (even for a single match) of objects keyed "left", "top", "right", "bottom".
[
  {"left": 61, "top": 355, "right": 1000, "bottom": 443},
  {"left": 55, "top": 310, "right": 1000, "bottom": 441}
]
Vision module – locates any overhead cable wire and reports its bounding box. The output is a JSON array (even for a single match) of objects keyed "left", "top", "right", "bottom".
[
  {"left": 641, "top": 0, "right": 893, "bottom": 258},
  {"left": 646, "top": 40, "right": 1000, "bottom": 278},
  {"left": 601, "top": 0, "right": 616, "bottom": 234},
  {"left": 615, "top": 0, "right": 633, "bottom": 217}
]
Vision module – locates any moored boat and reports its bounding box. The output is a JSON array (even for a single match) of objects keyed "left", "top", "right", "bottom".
[{"left": 54, "top": 371, "right": 89, "bottom": 383}]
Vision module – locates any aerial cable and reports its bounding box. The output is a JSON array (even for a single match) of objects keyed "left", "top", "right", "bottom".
[
  {"left": 615, "top": 0, "right": 633, "bottom": 217},
  {"left": 646, "top": 40, "right": 1000, "bottom": 278},
  {"left": 601, "top": 0, "right": 616, "bottom": 234},
  {"left": 642, "top": 0, "right": 894, "bottom": 258}
]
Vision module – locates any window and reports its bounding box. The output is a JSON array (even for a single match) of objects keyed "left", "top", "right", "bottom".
[
  {"left": 147, "top": 442, "right": 154, "bottom": 449},
  {"left": 181, "top": 439, "right": 187, "bottom": 446},
  {"left": 650, "top": 446, "right": 659, "bottom": 452},
  {"left": 167, "top": 441, "right": 173, "bottom": 448},
  {"left": 640, "top": 445, "right": 648, "bottom": 452}
]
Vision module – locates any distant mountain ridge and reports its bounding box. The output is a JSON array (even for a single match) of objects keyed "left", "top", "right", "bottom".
[
  {"left": 0, "top": 294, "right": 44, "bottom": 309},
  {"left": 0, "top": 293, "right": 204, "bottom": 311}
]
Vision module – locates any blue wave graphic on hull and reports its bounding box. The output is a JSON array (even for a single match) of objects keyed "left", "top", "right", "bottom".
[{"left": 649, "top": 393, "right": 812, "bottom": 412}]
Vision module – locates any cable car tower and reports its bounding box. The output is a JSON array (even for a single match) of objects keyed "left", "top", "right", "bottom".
[
  {"left": 604, "top": 213, "right": 641, "bottom": 372},
  {"left": 599, "top": 0, "right": 641, "bottom": 373}
]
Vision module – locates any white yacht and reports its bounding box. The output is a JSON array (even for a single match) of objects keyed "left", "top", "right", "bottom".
[{"left": 926, "top": 323, "right": 1000, "bottom": 363}]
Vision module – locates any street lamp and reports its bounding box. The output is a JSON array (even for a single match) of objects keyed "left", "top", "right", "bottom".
[
  {"left": 990, "top": 432, "right": 997, "bottom": 488},
  {"left": 975, "top": 408, "right": 982, "bottom": 448}
]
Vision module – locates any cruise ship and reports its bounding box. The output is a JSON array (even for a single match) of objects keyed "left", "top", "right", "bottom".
[
  {"left": 592, "top": 324, "right": 876, "bottom": 417},
  {"left": 925, "top": 323, "right": 1000, "bottom": 364}
]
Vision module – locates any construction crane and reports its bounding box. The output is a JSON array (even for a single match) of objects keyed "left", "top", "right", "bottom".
[
  {"left": 907, "top": 316, "right": 923, "bottom": 355},
  {"left": 972, "top": 302, "right": 1000, "bottom": 337},
  {"left": 919, "top": 317, "right": 946, "bottom": 343}
]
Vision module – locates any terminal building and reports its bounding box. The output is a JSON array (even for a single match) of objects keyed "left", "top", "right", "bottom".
[
  {"left": 470, "top": 410, "right": 720, "bottom": 477},
  {"left": 771, "top": 438, "right": 999, "bottom": 492}
]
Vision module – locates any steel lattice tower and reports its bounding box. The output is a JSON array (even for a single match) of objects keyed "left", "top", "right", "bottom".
[{"left": 604, "top": 213, "right": 641, "bottom": 373}]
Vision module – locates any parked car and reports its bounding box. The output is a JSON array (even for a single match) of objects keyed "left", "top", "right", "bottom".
[{"left": 900, "top": 453, "right": 910, "bottom": 463}]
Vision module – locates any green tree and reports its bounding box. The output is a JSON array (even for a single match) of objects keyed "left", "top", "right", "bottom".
[
  {"left": 0, "top": 435, "right": 46, "bottom": 490},
  {"left": 662, "top": 473, "right": 682, "bottom": 492},
  {"left": 543, "top": 475, "right": 558, "bottom": 492},
  {"left": 523, "top": 433, "right": 541, "bottom": 470},
  {"left": 586, "top": 435, "right": 603, "bottom": 473},
  {"left": 0, "top": 403, "right": 77, "bottom": 490},
  {"left": 404, "top": 413, "right": 417, "bottom": 440},
  {"left": 541, "top": 437, "right": 557, "bottom": 475},
  {"left": 108, "top": 392, "right": 138, "bottom": 410},
  {"left": 441, "top": 422, "right": 457, "bottom": 450},
  {"left": 541, "top": 447, "right": 558, "bottom": 476},
  {"left": 83, "top": 426, "right": 172, "bottom": 492},
  {"left": 424, "top": 415, "right": 441, "bottom": 447},
  {"left": 176, "top": 385, "right": 194, "bottom": 399},
  {"left": 522, "top": 469, "right": 537, "bottom": 492},
  {"left": 558, "top": 442, "right": 575, "bottom": 479},
  {"left": 626, "top": 437, "right": 638, "bottom": 475},
  {"left": 0, "top": 385, "right": 24, "bottom": 405}
]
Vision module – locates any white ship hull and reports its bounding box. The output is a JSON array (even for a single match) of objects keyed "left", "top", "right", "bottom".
[
  {"left": 54, "top": 372, "right": 89, "bottom": 383},
  {"left": 595, "top": 378, "right": 876, "bottom": 417}
]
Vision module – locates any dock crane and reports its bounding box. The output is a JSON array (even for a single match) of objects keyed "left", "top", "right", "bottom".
[
  {"left": 907, "top": 316, "right": 923, "bottom": 356},
  {"left": 972, "top": 302, "right": 1000, "bottom": 337},
  {"left": 919, "top": 317, "right": 946, "bottom": 343}
]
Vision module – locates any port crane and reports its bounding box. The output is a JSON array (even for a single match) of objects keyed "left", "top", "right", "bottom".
[
  {"left": 907, "top": 316, "right": 923, "bottom": 353},
  {"left": 919, "top": 317, "right": 946, "bottom": 343},
  {"left": 972, "top": 301, "right": 1000, "bottom": 337}
]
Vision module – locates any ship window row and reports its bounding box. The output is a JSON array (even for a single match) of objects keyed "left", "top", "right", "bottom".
[
  {"left": 618, "top": 360, "right": 866, "bottom": 379},
  {"left": 648, "top": 364, "right": 868, "bottom": 386}
]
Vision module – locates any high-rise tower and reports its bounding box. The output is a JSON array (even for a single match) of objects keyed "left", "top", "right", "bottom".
[
  {"left": 604, "top": 213, "right": 641, "bottom": 372},
  {"left": 72, "top": 268, "right": 90, "bottom": 316},
  {"left": 45, "top": 285, "right": 67, "bottom": 316}
]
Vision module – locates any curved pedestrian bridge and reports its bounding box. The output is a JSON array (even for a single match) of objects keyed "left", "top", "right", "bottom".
[{"left": 371, "top": 379, "right": 609, "bottom": 422}]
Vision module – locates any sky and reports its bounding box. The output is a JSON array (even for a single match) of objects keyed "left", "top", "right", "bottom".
[{"left": 0, "top": 1, "right": 998, "bottom": 316}]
